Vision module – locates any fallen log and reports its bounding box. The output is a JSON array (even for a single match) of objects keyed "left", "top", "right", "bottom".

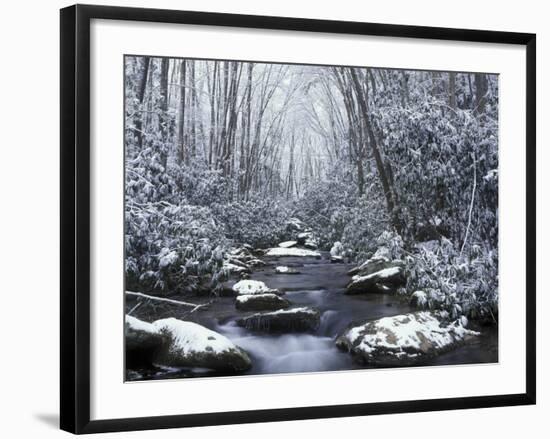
[{"left": 125, "top": 291, "right": 208, "bottom": 313}]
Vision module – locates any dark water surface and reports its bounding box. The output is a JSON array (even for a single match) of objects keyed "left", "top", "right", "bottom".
[{"left": 127, "top": 253, "right": 498, "bottom": 380}]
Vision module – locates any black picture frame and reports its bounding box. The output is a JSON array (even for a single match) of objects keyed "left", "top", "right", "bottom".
[{"left": 60, "top": 4, "right": 536, "bottom": 434}]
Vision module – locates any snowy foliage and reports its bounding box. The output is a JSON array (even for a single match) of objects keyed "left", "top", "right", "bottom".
[{"left": 124, "top": 56, "right": 498, "bottom": 322}]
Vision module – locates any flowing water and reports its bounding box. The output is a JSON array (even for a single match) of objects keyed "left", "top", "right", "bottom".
[{"left": 128, "top": 253, "right": 498, "bottom": 380}]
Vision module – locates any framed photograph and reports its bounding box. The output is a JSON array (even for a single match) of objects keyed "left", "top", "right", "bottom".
[{"left": 60, "top": 4, "right": 536, "bottom": 434}]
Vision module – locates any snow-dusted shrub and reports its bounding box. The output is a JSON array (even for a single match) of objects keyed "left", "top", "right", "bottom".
[
  {"left": 125, "top": 202, "right": 227, "bottom": 295},
  {"left": 211, "top": 197, "right": 292, "bottom": 248},
  {"left": 295, "top": 166, "right": 389, "bottom": 257},
  {"left": 405, "top": 238, "right": 498, "bottom": 322}
]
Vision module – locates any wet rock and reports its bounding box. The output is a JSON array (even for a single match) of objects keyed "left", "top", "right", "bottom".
[
  {"left": 235, "top": 293, "right": 291, "bottom": 311},
  {"left": 346, "top": 266, "right": 405, "bottom": 294},
  {"left": 237, "top": 307, "right": 321, "bottom": 332},
  {"left": 275, "top": 265, "right": 301, "bottom": 274},
  {"left": 153, "top": 317, "right": 252, "bottom": 372},
  {"left": 336, "top": 311, "right": 479, "bottom": 366},
  {"left": 125, "top": 315, "right": 169, "bottom": 368}
]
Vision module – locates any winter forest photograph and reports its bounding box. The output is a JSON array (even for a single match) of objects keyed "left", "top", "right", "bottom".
[{"left": 124, "top": 55, "right": 499, "bottom": 381}]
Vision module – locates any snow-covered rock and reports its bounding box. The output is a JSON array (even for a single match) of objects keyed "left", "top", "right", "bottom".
[
  {"left": 235, "top": 293, "right": 290, "bottom": 311},
  {"left": 330, "top": 241, "right": 344, "bottom": 257},
  {"left": 265, "top": 247, "right": 321, "bottom": 258},
  {"left": 125, "top": 315, "right": 168, "bottom": 368},
  {"left": 347, "top": 248, "right": 392, "bottom": 276},
  {"left": 346, "top": 266, "right": 405, "bottom": 294},
  {"left": 278, "top": 240, "right": 298, "bottom": 248},
  {"left": 275, "top": 265, "right": 300, "bottom": 274},
  {"left": 222, "top": 261, "right": 251, "bottom": 275},
  {"left": 232, "top": 279, "right": 280, "bottom": 295},
  {"left": 330, "top": 255, "right": 344, "bottom": 264},
  {"left": 336, "top": 311, "right": 479, "bottom": 366},
  {"left": 153, "top": 318, "right": 251, "bottom": 372},
  {"left": 236, "top": 307, "right": 321, "bottom": 332}
]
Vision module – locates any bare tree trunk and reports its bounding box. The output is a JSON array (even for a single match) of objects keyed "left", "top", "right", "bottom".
[
  {"left": 177, "top": 60, "right": 186, "bottom": 163},
  {"left": 448, "top": 72, "right": 457, "bottom": 110},
  {"left": 348, "top": 68, "right": 401, "bottom": 232},
  {"left": 135, "top": 56, "right": 150, "bottom": 149},
  {"left": 474, "top": 73, "right": 488, "bottom": 114}
]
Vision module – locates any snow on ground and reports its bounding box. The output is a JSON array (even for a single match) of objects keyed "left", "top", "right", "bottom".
[
  {"left": 232, "top": 279, "right": 277, "bottom": 295},
  {"left": 153, "top": 317, "right": 240, "bottom": 355},
  {"left": 265, "top": 247, "right": 321, "bottom": 258}
]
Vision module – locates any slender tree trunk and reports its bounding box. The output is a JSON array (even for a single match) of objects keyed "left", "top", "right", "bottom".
[
  {"left": 135, "top": 57, "right": 150, "bottom": 149},
  {"left": 177, "top": 60, "right": 186, "bottom": 163},
  {"left": 348, "top": 68, "right": 401, "bottom": 232}
]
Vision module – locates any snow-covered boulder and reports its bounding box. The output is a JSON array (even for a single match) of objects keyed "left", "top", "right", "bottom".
[
  {"left": 336, "top": 311, "right": 479, "bottom": 366},
  {"left": 153, "top": 318, "right": 251, "bottom": 372},
  {"left": 236, "top": 307, "right": 321, "bottom": 332},
  {"left": 235, "top": 293, "right": 290, "bottom": 311},
  {"left": 347, "top": 248, "right": 392, "bottom": 276},
  {"left": 125, "top": 315, "right": 169, "bottom": 368},
  {"left": 232, "top": 279, "right": 280, "bottom": 295},
  {"left": 222, "top": 260, "right": 251, "bottom": 275},
  {"left": 227, "top": 247, "right": 265, "bottom": 269},
  {"left": 278, "top": 240, "right": 298, "bottom": 248},
  {"left": 346, "top": 266, "right": 405, "bottom": 294},
  {"left": 265, "top": 247, "right": 321, "bottom": 258},
  {"left": 275, "top": 265, "right": 300, "bottom": 274},
  {"left": 330, "top": 255, "right": 344, "bottom": 264},
  {"left": 330, "top": 241, "right": 344, "bottom": 257}
]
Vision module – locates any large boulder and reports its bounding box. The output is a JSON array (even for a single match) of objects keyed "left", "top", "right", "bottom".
[
  {"left": 265, "top": 247, "right": 321, "bottom": 258},
  {"left": 125, "top": 315, "right": 169, "bottom": 368},
  {"left": 336, "top": 311, "right": 478, "bottom": 366},
  {"left": 235, "top": 293, "right": 291, "bottom": 311},
  {"left": 232, "top": 279, "right": 280, "bottom": 295},
  {"left": 152, "top": 318, "right": 252, "bottom": 372},
  {"left": 236, "top": 307, "right": 321, "bottom": 332},
  {"left": 346, "top": 265, "right": 405, "bottom": 294},
  {"left": 347, "top": 247, "right": 392, "bottom": 276}
]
